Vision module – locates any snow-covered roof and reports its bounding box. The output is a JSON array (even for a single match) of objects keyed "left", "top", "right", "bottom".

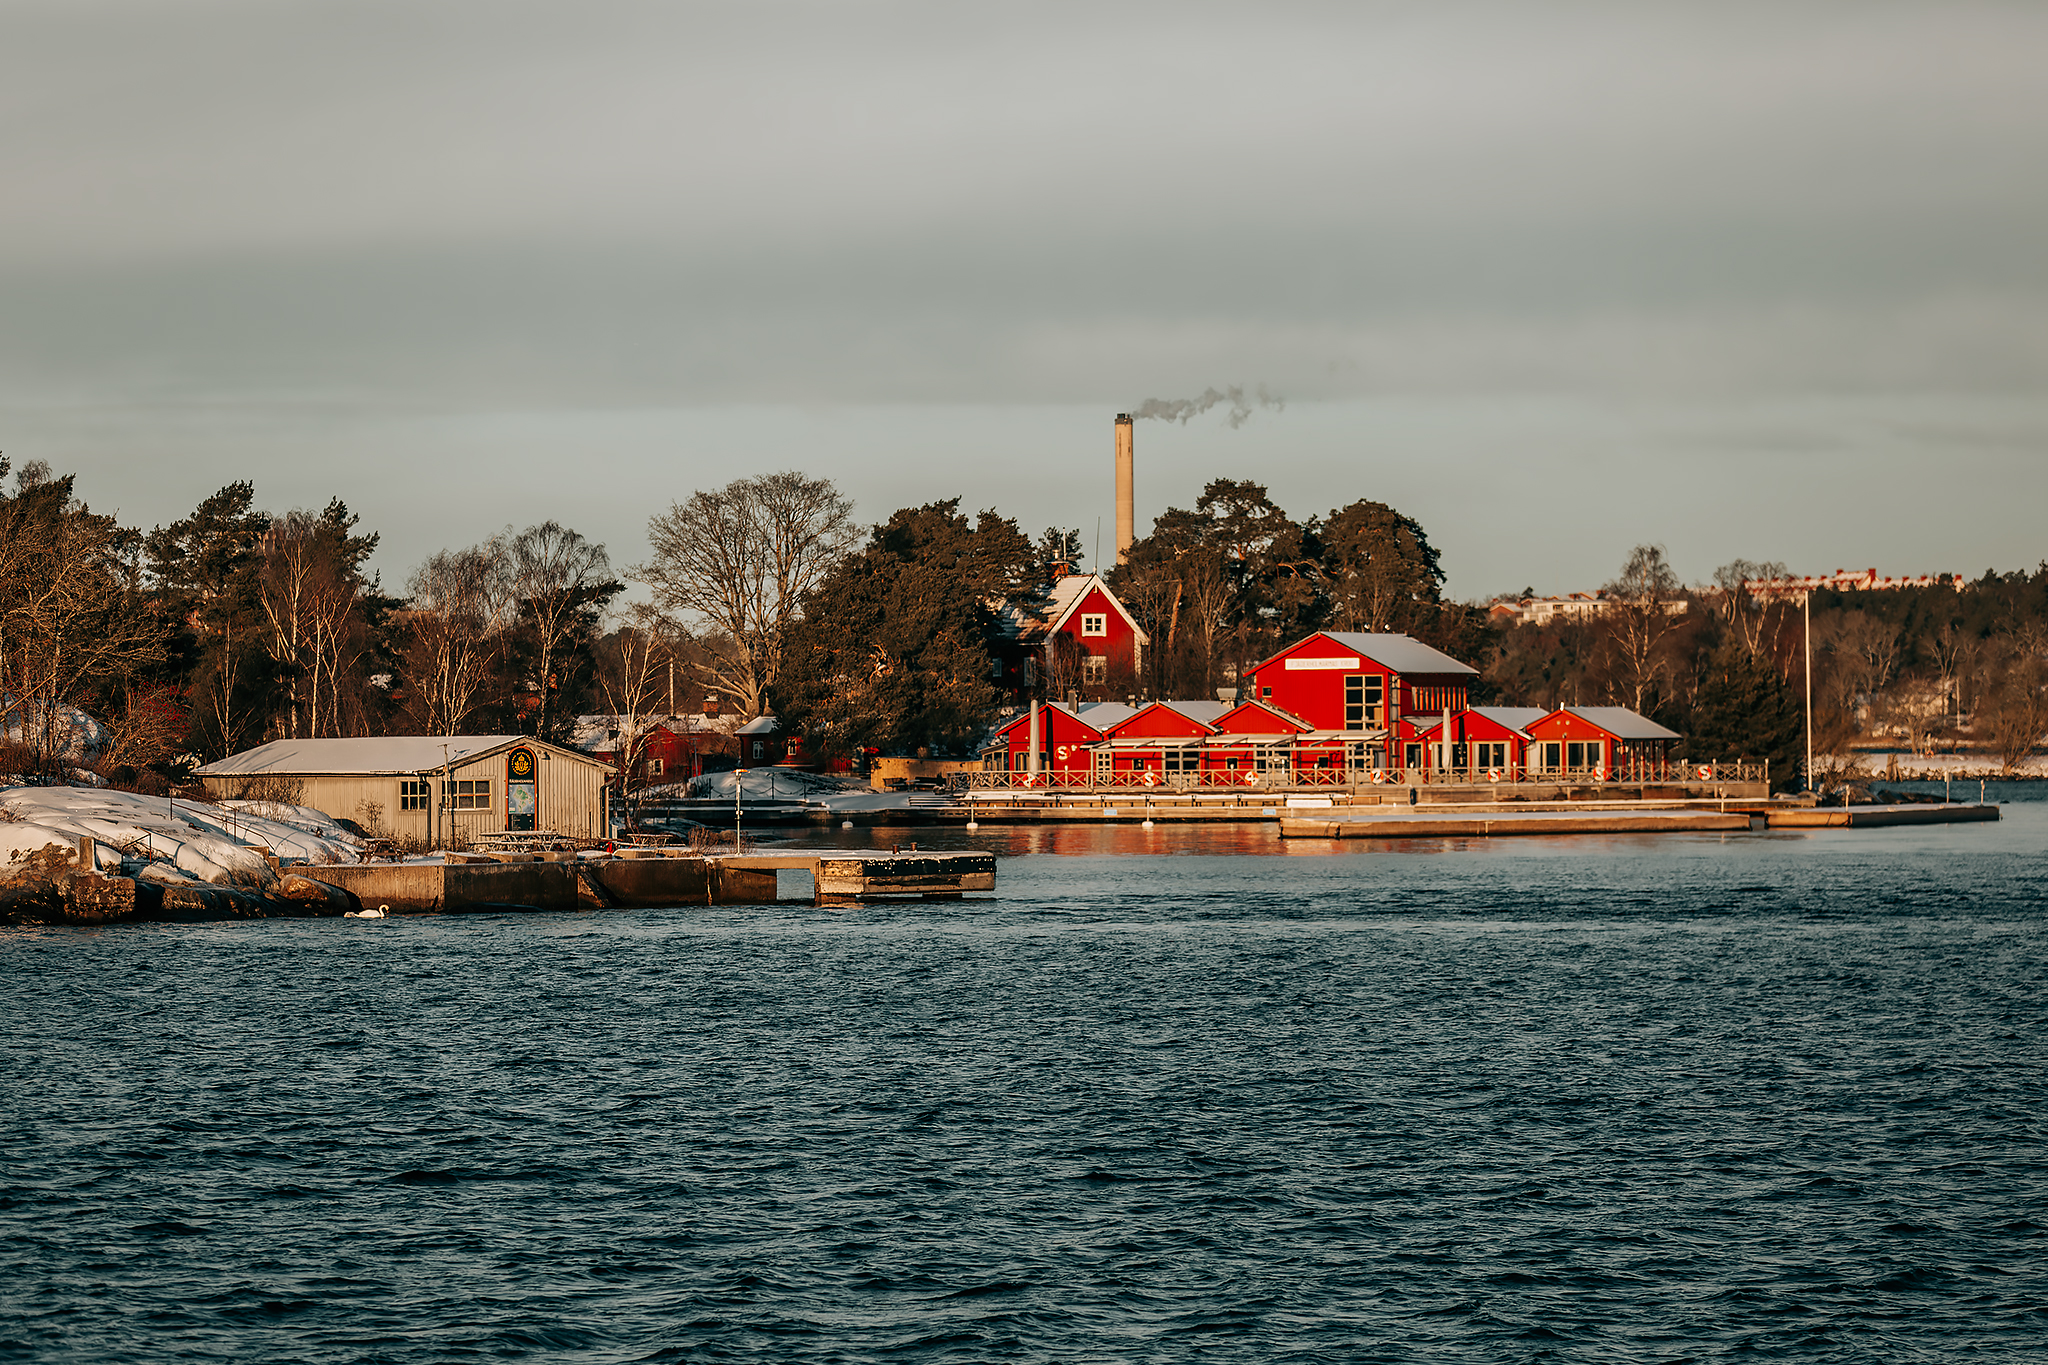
[
  {"left": 570, "top": 713, "right": 734, "bottom": 752},
  {"left": 1552, "top": 707, "right": 1683, "bottom": 741},
  {"left": 734, "top": 715, "right": 781, "bottom": 736},
  {"left": 1215, "top": 700, "right": 1313, "bottom": 733},
  {"left": 195, "top": 735, "right": 603, "bottom": 776},
  {"left": 1250, "top": 632, "right": 1478, "bottom": 678}
]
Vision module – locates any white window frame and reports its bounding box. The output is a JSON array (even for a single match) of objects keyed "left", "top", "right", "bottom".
[
  {"left": 1082, "top": 655, "right": 1107, "bottom": 684},
  {"left": 1080, "top": 613, "right": 1108, "bottom": 637}
]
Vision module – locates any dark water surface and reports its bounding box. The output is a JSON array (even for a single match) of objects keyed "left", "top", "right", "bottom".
[{"left": 5, "top": 796, "right": 2046, "bottom": 1362}]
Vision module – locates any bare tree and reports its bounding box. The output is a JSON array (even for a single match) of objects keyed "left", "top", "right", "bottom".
[
  {"left": 1978, "top": 634, "right": 2048, "bottom": 775},
  {"left": 593, "top": 604, "right": 683, "bottom": 794},
  {"left": 399, "top": 540, "right": 513, "bottom": 734},
  {"left": 1598, "top": 545, "right": 1684, "bottom": 713},
  {"left": 635, "top": 472, "right": 856, "bottom": 717},
  {"left": 1711, "top": 559, "right": 1790, "bottom": 659},
  {"left": 509, "top": 522, "right": 616, "bottom": 740}
]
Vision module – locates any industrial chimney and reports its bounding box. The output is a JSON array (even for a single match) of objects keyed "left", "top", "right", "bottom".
[{"left": 1114, "top": 413, "right": 1134, "bottom": 564}]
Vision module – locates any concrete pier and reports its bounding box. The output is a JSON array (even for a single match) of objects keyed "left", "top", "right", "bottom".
[{"left": 302, "top": 849, "right": 996, "bottom": 913}]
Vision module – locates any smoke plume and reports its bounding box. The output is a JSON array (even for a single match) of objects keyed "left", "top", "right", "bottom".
[{"left": 1130, "top": 384, "right": 1284, "bottom": 429}]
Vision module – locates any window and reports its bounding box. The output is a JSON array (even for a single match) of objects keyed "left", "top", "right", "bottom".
[
  {"left": 1255, "top": 748, "right": 1288, "bottom": 774},
  {"left": 1260, "top": 686, "right": 1272, "bottom": 699},
  {"left": 1164, "top": 746, "right": 1199, "bottom": 772},
  {"left": 1082, "top": 655, "right": 1107, "bottom": 684},
  {"left": 1080, "top": 613, "right": 1107, "bottom": 637},
  {"left": 1093, "top": 748, "right": 1113, "bottom": 779},
  {"left": 442, "top": 779, "right": 491, "bottom": 810},
  {"left": 400, "top": 779, "right": 430, "bottom": 811},
  {"left": 1343, "top": 675, "right": 1383, "bottom": 730},
  {"left": 1475, "top": 742, "right": 1507, "bottom": 769},
  {"left": 751, "top": 740, "right": 766, "bottom": 761},
  {"left": 1404, "top": 743, "right": 1422, "bottom": 769},
  {"left": 1541, "top": 742, "right": 1561, "bottom": 770},
  {"left": 648, "top": 757, "right": 665, "bottom": 776},
  {"left": 1568, "top": 740, "right": 1603, "bottom": 770}
]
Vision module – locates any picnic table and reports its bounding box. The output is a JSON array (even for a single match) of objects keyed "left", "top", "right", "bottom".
[{"left": 470, "top": 829, "right": 574, "bottom": 854}]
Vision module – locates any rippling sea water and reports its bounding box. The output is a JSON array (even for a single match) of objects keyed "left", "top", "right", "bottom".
[{"left": 4, "top": 791, "right": 2045, "bottom": 1363}]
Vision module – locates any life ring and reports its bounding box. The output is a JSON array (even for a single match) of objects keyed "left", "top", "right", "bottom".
[
  {"left": 1590, "top": 768, "right": 1606, "bottom": 783},
  {"left": 1696, "top": 764, "right": 1713, "bottom": 780},
  {"left": 1141, "top": 772, "right": 1157, "bottom": 788},
  {"left": 1487, "top": 768, "right": 1503, "bottom": 783},
  {"left": 1370, "top": 769, "right": 1386, "bottom": 784}
]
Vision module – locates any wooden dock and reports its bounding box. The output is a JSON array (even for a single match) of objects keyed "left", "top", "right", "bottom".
[
  {"left": 1280, "top": 807, "right": 1756, "bottom": 839},
  {"left": 303, "top": 849, "right": 995, "bottom": 914},
  {"left": 1758, "top": 803, "right": 2001, "bottom": 829}
]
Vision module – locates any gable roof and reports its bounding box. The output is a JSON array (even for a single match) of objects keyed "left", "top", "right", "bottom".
[
  {"left": 1213, "top": 699, "right": 1312, "bottom": 734},
  {"left": 196, "top": 735, "right": 604, "bottom": 777},
  {"left": 1106, "top": 699, "right": 1229, "bottom": 737},
  {"left": 993, "top": 573, "right": 1152, "bottom": 647},
  {"left": 1413, "top": 706, "right": 1551, "bottom": 739},
  {"left": 1538, "top": 706, "right": 1683, "bottom": 741},
  {"left": 989, "top": 700, "right": 1140, "bottom": 741},
  {"left": 1247, "top": 630, "right": 1478, "bottom": 678}
]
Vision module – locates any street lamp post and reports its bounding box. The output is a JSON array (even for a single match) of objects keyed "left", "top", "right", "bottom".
[
  {"left": 1803, "top": 590, "right": 1814, "bottom": 794},
  {"left": 733, "top": 768, "right": 748, "bottom": 851}
]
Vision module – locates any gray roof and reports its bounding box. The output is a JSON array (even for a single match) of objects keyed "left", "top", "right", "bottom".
[
  {"left": 195, "top": 735, "right": 602, "bottom": 777},
  {"left": 1317, "top": 632, "right": 1479, "bottom": 677},
  {"left": 1557, "top": 707, "right": 1683, "bottom": 741}
]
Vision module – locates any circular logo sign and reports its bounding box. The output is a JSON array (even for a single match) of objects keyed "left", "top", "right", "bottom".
[{"left": 508, "top": 747, "right": 536, "bottom": 780}]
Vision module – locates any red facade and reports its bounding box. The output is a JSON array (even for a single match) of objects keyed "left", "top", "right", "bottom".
[
  {"left": 1241, "top": 631, "right": 1476, "bottom": 734},
  {"left": 994, "top": 574, "right": 1151, "bottom": 702}
]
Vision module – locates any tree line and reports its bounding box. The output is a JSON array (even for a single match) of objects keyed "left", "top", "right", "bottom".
[{"left": 4, "top": 449, "right": 2042, "bottom": 789}]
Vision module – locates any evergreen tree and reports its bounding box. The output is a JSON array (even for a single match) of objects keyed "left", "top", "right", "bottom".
[
  {"left": 146, "top": 482, "right": 277, "bottom": 758},
  {"left": 1687, "top": 639, "right": 1804, "bottom": 791},
  {"left": 771, "top": 501, "right": 1033, "bottom": 759}
]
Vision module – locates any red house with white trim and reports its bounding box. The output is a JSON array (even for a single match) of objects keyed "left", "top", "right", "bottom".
[
  {"left": 1096, "top": 700, "right": 1227, "bottom": 779},
  {"left": 992, "top": 573, "right": 1151, "bottom": 702},
  {"left": 1240, "top": 631, "right": 1479, "bottom": 769},
  {"left": 980, "top": 701, "right": 1139, "bottom": 778},
  {"left": 1408, "top": 706, "right": 1549, "bottom": 777},
  {"left": 1523, "top": 707, "right": 1682, "bottom": 780}
]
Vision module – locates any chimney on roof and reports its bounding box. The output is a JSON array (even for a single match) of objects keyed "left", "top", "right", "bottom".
[
  {"left": 1114, "top": 413, "right": 1134, "bottom": 565},
  {"left": 702, "top": 694, "right": 720, "bottom": 718}
]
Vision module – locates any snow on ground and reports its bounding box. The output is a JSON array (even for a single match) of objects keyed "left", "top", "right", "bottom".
[
  {"left": 0, "top": 786, "right": 362, "bottom": 886},
  {"left": 1852, "top": 752, "right": 2048, "bottom": 779},
  {"left": 682, "top": 769, "right": 873, "bottom": 801},
  {"left": 218, "top": 799, "right": 366, "bottom": 850}
]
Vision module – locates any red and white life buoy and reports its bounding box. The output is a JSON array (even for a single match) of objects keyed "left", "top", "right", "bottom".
[
  {"left": 1142, "top": 771, "right": 1158, "bottom": 788},
  {"left": 1370, "top": 768, "right": 1386, "bottom": 784},
  {"left": 1487, "top": 768, "right": 1503, "bottom": 783},
  {"left": 1696, "top": 764, "right": 1713, "bottom": 781}
]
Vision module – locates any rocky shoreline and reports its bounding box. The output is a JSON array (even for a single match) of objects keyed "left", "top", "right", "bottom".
[{"left": 1, "top": 847, "right": 359, "bottom": 927}]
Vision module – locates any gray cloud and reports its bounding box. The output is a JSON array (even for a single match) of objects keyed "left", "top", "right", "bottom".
[{"left": 1, "top": 0, "right": 2044, "bottom": 587}]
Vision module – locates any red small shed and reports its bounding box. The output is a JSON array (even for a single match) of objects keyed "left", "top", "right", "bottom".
[
  {"left": 1408, "top": 706, "right": 1549, "bottom": 777},
  {"left": 1097, "top": 700, "right": 1227, "bottom": 778}
]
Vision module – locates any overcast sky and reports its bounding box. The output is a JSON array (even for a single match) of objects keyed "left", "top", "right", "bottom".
[{"left": 3, "top": 0, "right": 2043, "bottom": 598}]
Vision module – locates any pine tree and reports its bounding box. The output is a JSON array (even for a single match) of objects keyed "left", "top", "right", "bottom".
[{"left": 1687, "top": 639, "right": 1804, "bottom": 790}]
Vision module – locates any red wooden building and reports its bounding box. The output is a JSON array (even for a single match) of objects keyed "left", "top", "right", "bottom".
[
  {"left": 1094, "top": 700, "right": 1228, "bottom": 778},
  {"left": 1240, "top": 631, "right": 1479, "bottom": 769},
  {"left": 992, "top": 573, "right": 1151, "bottom": 701},
  {"left": 982, "top": 701, "right": 1139, "bottom": 778},
  {"left": 1522, "top": 707, "right": 1682, "bottom": 779},
  {"left": 573, "top": 713, "right": 737, "bottom": 787},
  {"left": 1408, "top": 706, "right": 1549, "bottom": 776}
]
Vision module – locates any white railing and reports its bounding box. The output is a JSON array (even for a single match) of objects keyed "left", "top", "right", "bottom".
[{"left": 953, "top": 761, "right": 1765, "bottom": 793}]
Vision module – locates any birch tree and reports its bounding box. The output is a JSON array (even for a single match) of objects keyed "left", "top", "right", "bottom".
[
  {"left": 399, "top": 541, "right": 513, "bottom": 734},
  {"left": 509, "top": 521, "right": 619, "bottom": 742},
  {"left": 1598, "top": 544, "right": 1684, "bottom": 714}
]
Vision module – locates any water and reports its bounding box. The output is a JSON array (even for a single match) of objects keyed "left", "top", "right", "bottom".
[{"left": 4, "top": 797, "right": 2045, "bottom": 1362}]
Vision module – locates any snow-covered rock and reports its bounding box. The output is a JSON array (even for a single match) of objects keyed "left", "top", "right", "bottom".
[
  {"left": 0, "top": 786, "right": 363, "bottom": 887},
  {"left": 0, "top": 698, "right": 108, "bottom": 760}
]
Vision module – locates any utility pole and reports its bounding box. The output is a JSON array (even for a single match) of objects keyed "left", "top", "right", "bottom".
[
  {"left": 733, "top": 769, "right": 748, "bottom": 850},
  {"left": 1803, "top": 590, "right": 1814, "bottom": 793}
]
